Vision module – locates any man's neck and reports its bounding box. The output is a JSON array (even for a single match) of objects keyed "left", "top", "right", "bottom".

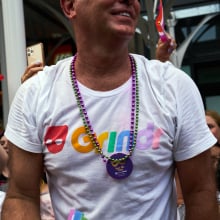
[{"left": 73, "top": 52, "right": 132, "bottom": 91}]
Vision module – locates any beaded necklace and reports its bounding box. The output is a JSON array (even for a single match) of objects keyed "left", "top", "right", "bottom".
[{"left": 70, "top": 54, "right": 139, "bottom": 179}]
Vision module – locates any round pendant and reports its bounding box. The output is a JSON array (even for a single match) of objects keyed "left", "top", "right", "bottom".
[{"left": 106, "top": 153, "right": 133, "bottom": 180}]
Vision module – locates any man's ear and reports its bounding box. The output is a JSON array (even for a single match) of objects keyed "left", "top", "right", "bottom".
[{"left": 60, "top": 0, "right": 76, "bottom": 19}]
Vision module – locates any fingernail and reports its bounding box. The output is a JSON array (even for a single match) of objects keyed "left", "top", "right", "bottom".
[
  {"left": 34, "top": 60, "right": 41, "bottom": 65},
  {"left": 168, "top": 48, "right": 173, "bottom": 54}
]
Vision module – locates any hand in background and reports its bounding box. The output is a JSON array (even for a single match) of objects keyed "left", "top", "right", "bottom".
[
  {"left": 21, "top": 61, "right": 43, "bottom": 83},
  {"left": 156, "top": 35, "right": 177, "bottom": 62}
]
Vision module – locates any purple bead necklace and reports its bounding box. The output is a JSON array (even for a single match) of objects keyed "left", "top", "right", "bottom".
[{"left": 70, "top": 54, "right": 139, "bottom": 163}]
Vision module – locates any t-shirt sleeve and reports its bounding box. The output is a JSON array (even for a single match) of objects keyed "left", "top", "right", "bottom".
[
  {"left": 171, "top": 67, "right": 216, "bottom": 161},
  {"left": 5, "top": 76, "right": 43, "bottom": 153}
]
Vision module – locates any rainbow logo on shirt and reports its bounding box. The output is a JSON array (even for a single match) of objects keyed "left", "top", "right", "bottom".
[
  {"left": 68, "top": 209, "right": 88, "bottom": 220},
  {"left": 44, "top": 122, "right": 163, "bottom": 155}
]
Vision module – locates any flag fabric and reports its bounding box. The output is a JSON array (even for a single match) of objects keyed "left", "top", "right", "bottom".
[{"left": 155, "top": 0, "right": 168, "bottom": 42}]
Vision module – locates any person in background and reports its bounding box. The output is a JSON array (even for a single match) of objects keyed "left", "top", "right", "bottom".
[
  {"left": 205, "top": 110, "right": 220, "bottom": 169},
  {"left": 175, "top": 170, "right": 185, "bottom": 220},
  {"left": 1, "top": 0, "right": 219, "bottom": 219},
  {"left": 40, "top": 172, "right": 54, "bottom": 220},
  {"left": 0, "top": 134, "right": 9, "bottom": 192},
  {"left": 0, "top": 134, "right": 8, "bottom": 219},
  {"left": 206, "top": 111, "right": 220, "bottom": 132},
  {"left": 205, "top": 110, "right": 220, "bottom": 213},
  {"left": 205, "top": 110, "right": 220, "bottom": 143},
  {"left": 0, "top": 145, "right": 8, "bottom": 191},
  {"left": 216, "top": 159, "right": 220, "bottom": 214}
]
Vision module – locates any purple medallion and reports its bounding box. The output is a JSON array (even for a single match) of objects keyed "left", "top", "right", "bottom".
[{"left": 106, "top": 153, "right": 133, "bottom": 180}]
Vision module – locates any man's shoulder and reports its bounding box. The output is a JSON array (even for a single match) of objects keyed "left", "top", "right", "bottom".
[
  {"left": 131, "top": 53, "right": 173, "bottom": 72},
  {"left": 44, "top": 56, "right": 73, "bottom": 75},
  {"left": 18, "top": 56, "right": 73, "bottom": 100},
  {"left": 131, "top": 53, "right": 180, "bottom": 78},
  {"left": 131, "top": 53, "right": 195, "bottom": 94},
  {"left": 54, "top": 56, "right": 73, "bottom": 67},
  {"left": 29, "top": 56, "right": 73, "bottom": 86}
]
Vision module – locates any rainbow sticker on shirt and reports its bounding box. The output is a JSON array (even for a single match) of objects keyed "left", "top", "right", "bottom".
[{"left": 68, "top": 209, "right": 88, "bottom": 220}]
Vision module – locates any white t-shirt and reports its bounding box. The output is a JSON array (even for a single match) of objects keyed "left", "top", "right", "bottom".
[{"left": 5, "top": 54, "right": 216, "bottom": 220}]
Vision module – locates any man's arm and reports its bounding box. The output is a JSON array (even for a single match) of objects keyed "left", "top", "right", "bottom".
[
  {"left": 1, "top": 141, "right": 44, "bottom": 220},
  {"left": 176, "top": 149, "right": 219, "bottom": 220}
]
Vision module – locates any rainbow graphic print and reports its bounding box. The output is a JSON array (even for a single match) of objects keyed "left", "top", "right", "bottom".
[{"left": 68, "top": 209, "right": 88, "bottom": 220}]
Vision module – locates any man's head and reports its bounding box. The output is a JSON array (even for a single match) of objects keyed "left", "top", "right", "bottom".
[{"left": 60, "top": 0, "right": 141, "bottom": 42}]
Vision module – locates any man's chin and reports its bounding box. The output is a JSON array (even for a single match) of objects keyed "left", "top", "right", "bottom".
[{"left": 113, "top": 28, "right": 135, "bottom": 39}]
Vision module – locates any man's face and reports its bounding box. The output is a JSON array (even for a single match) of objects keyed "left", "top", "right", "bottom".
[{"left": 74, "top": 0, "right": 141, "bottom": 39}]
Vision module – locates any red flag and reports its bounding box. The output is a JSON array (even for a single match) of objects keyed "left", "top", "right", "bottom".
[
  {"left": 155, "top": 0, "right": 168, "bottom": 42},
  {"left": 0, "top": 74, "right": 4, "bottom": 81}
]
